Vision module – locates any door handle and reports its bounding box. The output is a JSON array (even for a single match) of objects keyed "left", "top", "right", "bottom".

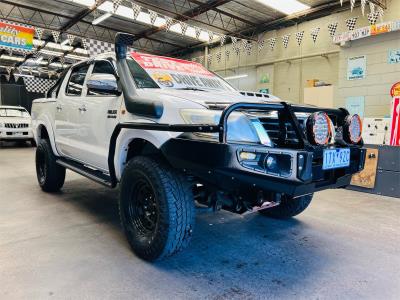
[
  {"left": 78, "top": 106, "right": 87, "bottom": 112},
  {"left": 56, "top": 105, "right": 62, "bottom": 112}
]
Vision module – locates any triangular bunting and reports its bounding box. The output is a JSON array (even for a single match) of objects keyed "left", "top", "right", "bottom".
[
  {"left": 149, "top": 11, "right": 158, "bottom": 25},
  {"left": 67, "top": 34, "right": 75, "bottom": 45},
  {"left": 225, "top": 50, "right": 230, "bottom": 60},
  {"left": 346, "top": 17, "right": 358, "bottom": 31},
  {"left": 350, "top": 0, "right": 356, "bottom": 12},
  {"left": 269, "top": 37, "right": 276, "bottom": 50},
  {"left": 367, "top": 12, "right": 379, "bottom": 25},
  {"left": 165, "top": 17, "right": 174, "bottom": 32},
  {"left": 328, "top": 22, "right": 338, "bottom": 38},
  {"left": 112, "top": 0, "right": 123, "bottom": 13},
  {"left": 310, "top": 27, "right": 320, "bottom": 43},
  {"left": 220, "top": 35, "right": 227, "bottom": 47},
  {"left": 52, "top": 31, "right": 60, "bottom": 43},
  {"left": 361, "top": 0, "right": 367, "bottom": 16},
  {"left": 194, "top": 27, "right": 201, "bottom": 39},
  {"left": 216, "top": 51, "right": 222, "bottom": 63},
  {"left": 132, "top": 3, "right": 141, "bottom": 20},
  {"left": 179, "top": 22, "right": 188, "bottom": 35},
  {"left": 35, "top": 27, "right": 44, "bottom": 40},
  {"left": 282, "top": 34, "right": 290, "bottom": 49},
  {"left": 295, "top": 31, "right": 304, "bottom": 46}
]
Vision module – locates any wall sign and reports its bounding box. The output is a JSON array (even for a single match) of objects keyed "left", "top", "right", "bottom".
[
  {"left": 346, "top": 96, "right": 365, "bottom": 117},
  {"left": 389, "top": 97, "right": 400, "bottom": 146},
  {"left": 390, "top": 82, "right": 400, "bottom": 97},
  {"left": 388, "top": 49, "right": 400, "bottom": 64},
  {"left": 0, "top": 21, "right": 34, "bottom": 51},
  {"left": 347, "top": 55, "right": 366, "bottom": 80}
]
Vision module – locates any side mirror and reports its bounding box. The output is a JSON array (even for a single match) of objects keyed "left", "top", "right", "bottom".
[{"left": 87, "top": 73, "right": 121, "bottom": 96}]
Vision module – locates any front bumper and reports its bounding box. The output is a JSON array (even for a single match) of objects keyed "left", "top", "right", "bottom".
[
  {"left": 0, "top": 128, "right": 33, "bottom": 140},
  {"left": 161, "top": 138, "right": 366, "bottom": 198}
]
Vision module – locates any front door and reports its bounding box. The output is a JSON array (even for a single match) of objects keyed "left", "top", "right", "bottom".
[
  {"left": 54, "top": 63, "right": 90, "bottom": 159},
  {"left": 73, "top": 59, "right": 121, "bottom": 172}
]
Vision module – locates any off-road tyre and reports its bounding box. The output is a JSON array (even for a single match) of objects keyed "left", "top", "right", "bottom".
[
  {"left": 30, "top": 139, "right": 37, "bottom": 147},
  {"left": 259, "top": 194, "right": 313, "bottom": 219},
  {"left": 35, "top": 139, "right": 66, "bottom": 192},
  {"left": 119, "top": 156, "right": 195, "bottom": 261}
]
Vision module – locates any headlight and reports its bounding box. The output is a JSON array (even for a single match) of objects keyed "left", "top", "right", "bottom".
[
  {"left": 306, "top": 112, "right": 332, "bottom": 145},
  {"left": 180, "top": 109, "right": 262, "bottom": 144},
  {"left": 344, "top": 114, "right": 362, "bottom": 144}
]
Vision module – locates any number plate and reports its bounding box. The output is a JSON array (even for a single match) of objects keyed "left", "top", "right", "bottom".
[
  {"left": 13, "top": 132, "right": 23, "bottom": 136},
  {"left": 323, "top": 148, "right": 350, "bottom": 170}
]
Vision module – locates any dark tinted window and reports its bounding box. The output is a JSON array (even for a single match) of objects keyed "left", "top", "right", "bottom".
[
  {"left": 127, "top": 58, "right": 159, "bottom": 89},
  {"left": 66, "top": 64, "right": 89, "bottom": 96},
  {"left": 92, "top": 60, "right": 115, "bottom": 74}
]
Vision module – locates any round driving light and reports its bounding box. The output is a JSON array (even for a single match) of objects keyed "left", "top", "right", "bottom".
[
  {"left": 344, "top": 114, "right": 362, "bottom": 144},
  {"left": 306, "top": 112, "right": 332, "bottom": 145}
]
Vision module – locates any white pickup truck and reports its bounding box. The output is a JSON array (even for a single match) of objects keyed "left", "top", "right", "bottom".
[
  {"left": 32, "top": 33, "right": 366, "bottom": 261},
  {"left": 0, "top": 105, "right": 35, "bottom": 146}
]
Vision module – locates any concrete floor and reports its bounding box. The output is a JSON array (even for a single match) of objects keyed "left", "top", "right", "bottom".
[{"left": 0, "top": 143, "right": 399, "bottom": 300}]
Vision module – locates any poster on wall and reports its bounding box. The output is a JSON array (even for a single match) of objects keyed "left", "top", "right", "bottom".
[
  {"left": 0, "top": 21, "right": 34, "bottom": 51},
  {"left": 389, "top": 97, "right": 400, "bottom": 146},
  {"left": 346, "top": 96, "right": 365, "bottom": 117},
  {"left": 388, "top": 49, "right": 400, "bottom": 64},
  {"left": 390, "top": 82, "right": 400, "bottom": 97},
  {"left": 347, "top": 55, "right": 366, "bottom": 80}
]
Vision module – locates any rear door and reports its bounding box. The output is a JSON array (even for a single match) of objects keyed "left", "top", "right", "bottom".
[
  {"left": 72, "top": 59, "right": 122, "bottom": 171},
  {"left": 54, "top": 63, "right": 90, "bottom": 158}
]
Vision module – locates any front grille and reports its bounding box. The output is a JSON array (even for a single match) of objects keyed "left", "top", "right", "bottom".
[
  {"left": 258, "top": 117, "right": 305, "bottom": 147},
  {"left": 4, "top": 123, "right": 29, "bottom": 128}
]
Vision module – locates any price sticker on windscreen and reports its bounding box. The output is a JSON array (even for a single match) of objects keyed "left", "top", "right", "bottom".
[{"left": 130, "top": 52, "right": 230, "bottom": 91}]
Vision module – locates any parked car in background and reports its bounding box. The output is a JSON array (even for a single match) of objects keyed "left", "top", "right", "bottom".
[{"left": 0, "top": 106, "right": 35, "bottom": 146}]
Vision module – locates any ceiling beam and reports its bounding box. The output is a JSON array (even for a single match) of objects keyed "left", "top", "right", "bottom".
[{"left": 131, "top": 0, "right": 235, "bottom": 42}]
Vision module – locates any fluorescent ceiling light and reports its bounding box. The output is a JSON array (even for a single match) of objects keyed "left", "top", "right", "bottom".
[
  {"left": 40, "top": 49, "right": 64, "bottom": 56},
  {"left": 61, "top": 39, "right": 69, "bottom": 45},
  {"left": 65, "top": 54, "right": 87, "bottom": 60},
  {"left": 15, "top": 74, "right": 34, "bottom": 78},
  {"left": 0, "top": 55, "right": 25, "bottom": 62},
  {"left": 224, "top": 74, "right": 248, "bottom": 80},
  {"left": 255, "top": 0, "right": 310, "bottom": 15},
  {"left": 92, "top": 12, "right": 112, "bottom": 25},
  {"left": 72, "top": 0, "right": 95, "bottom": 6},
  {"left": 73, "top": 48, "right": 88, "bottom": 55},
  {"left": 33, "top": 39, "right": 45, "bottom": 47}
]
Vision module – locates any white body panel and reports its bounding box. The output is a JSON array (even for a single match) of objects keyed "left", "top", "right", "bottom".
[{"left": 31, "top": 54, "right": 282, "bottom": 182}]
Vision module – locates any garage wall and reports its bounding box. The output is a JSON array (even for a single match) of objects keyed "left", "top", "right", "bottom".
[{"left": 184, "top": 1, "right": 400, "bottom": 115}]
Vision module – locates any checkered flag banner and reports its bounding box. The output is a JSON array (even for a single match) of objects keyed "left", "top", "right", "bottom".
[
  {"left": 87, "top": 39, "right": 114, "bottom": 57},
  {"left": 369, "top": 1, "right": 375, "bottom": 14},
  {"left": 207, "top": 54, "right": 212, "bottom": 66},
  {"left": 81, "top": 38, "right": 88, "bottom": 50},
  {"left": 35, "top": 27, "right": 44, "bottom": 40},
  {"left": 225, "top": 50, "right": 230, "bottom": 60},
  {"left": 112, "top": 0, "right": 123, "bottom": 13},
  {"left": 4, "top": 74, "right": 10, "bottom": 82},
  {"left": 194, "top": 27, "right": 201, "bottom": 39},
  {"left": 149, "top": 10, "right": 158, "bottom": 25},
  {"left": 23, "top": 77, "right": 56, "bottom": 94},
  {"left": 220, "top": 35, "right": 227, "bottom": 47},
  {"left": 310, "top": 27, "right": 320, "bottom": 43},
  {"left": 198, "top": 56, "right": 204, "bottom": 65},
  {"left": 13, "top": 72, "right": 20, "bottom": 82},
  {"left": 350, "top": 0, "right": 355, "bottom": 12},
  {"left": 361, "top": 0, "right": 367, "bottom": 15},
  {"left": 216, "top": 51, "right": 222, "bottom": 63},
  {"left": 165, "top": 17, "right": 174, "bottom": 32},
  {"left": 258, "top": 38, "right": 265, "bottom": 51},
  {"left": 328, "top": 22, "right": 338, "bottom": 37},
  {"left": 234, "top": 46, "right": 241, "bottom": 56},
  {"left": 243, "top": 41, "right": 252, "bottom": 55},
  {"left": 52, "top": 31, "right": 60, "bottom": 43},
  {"left": 208, "top": 31, "right": 214, "bottom": 43},
  {"left": 269, "top": 37, "right": 276, "bottom": 50},
  {"left": 132, "top": 3, "right": 141, "bottom": 20},
  {"left": 295, "top": 31, "right": 304, "bottom": 46},
  {"left": 367, "top": 12, "right": 379, "bottom": 25},
  {"left": 282, "top": 34, "right": 290, "bottom": 49},
  {"left": 179, "top": 21, "right": 188, "bottom": 35},
  {"left": 67, "top": 34, "right": 75, "bottom": 45},
  {"left": 377, "top": 6, "right": 384, "bottom": 22},
  {"left": 6, "top": 66, "right": 12, "bottom": 75},
  {"left": 59, "top": 56, "right": 65, "bottom": 66},
  {"left": 346, "top": 17, "right": 357, "bottom": 31},
  {"left": 231, "top": 37, "right": 238, "bottom": 49}
]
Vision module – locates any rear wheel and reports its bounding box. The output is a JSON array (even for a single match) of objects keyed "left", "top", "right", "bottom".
[
  {"left": 259, "top": 194, "right": 313, "bottom": 219},
  {"left": 35, "top": 139, "right": 65, "bottom": 192},
  {"left": 119, "top": 156, "right": 195, "bottom": 261}
]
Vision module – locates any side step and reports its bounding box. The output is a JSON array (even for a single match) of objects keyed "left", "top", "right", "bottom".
[{"left": 56, "top": 158, "right": 113, "bottom": 188}]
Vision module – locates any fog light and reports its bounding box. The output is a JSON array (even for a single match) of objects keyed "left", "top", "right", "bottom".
[{"left": 239, "top": 152, "right": 257, "bottom": 160}]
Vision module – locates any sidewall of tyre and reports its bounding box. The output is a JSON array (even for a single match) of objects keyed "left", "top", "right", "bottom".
[
  {"left": 35, "top": 139, "right": 66, "bottom": 192},
  {"left": 119, "top": 156, "right": 195, "bottom": 261}
]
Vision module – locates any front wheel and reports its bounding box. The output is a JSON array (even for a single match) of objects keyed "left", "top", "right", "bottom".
[
  {"left": 35, "top": 139, "right": 66, "bottom": 192},
  {"left": 119, "top": 156, "right": 195, "bottom": 261},
  {"left": 259, "top": 194, "right": 313, "bottom": 219}
]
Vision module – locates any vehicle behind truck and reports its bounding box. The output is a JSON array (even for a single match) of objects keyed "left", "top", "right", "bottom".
[{"left": 31, "top": 33, "right": 366, "bottom": 261}]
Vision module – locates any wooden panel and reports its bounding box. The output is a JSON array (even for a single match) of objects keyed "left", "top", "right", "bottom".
[{"left": 351, "top": 148, "right": 379, "bottom": 188}]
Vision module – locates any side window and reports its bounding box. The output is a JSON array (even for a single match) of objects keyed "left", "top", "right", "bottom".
[
  {"left": 92, "top": 60, "right": 115, "bottom": 75},
  {"left": 66, "top": 64, "right": 89, "bottom": 96}
]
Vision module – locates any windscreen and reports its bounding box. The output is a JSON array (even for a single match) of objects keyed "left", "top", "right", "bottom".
[
  {"left": 130, "top": 52, "right": 234, "bottom": 92},
  {"left": 0, "top": 108, "right": 29, "bottom": 118}
]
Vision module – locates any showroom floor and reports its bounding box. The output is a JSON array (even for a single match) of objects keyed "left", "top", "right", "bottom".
[{"left": 0, "top": 144, "right": 399, "bottom": 300}]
